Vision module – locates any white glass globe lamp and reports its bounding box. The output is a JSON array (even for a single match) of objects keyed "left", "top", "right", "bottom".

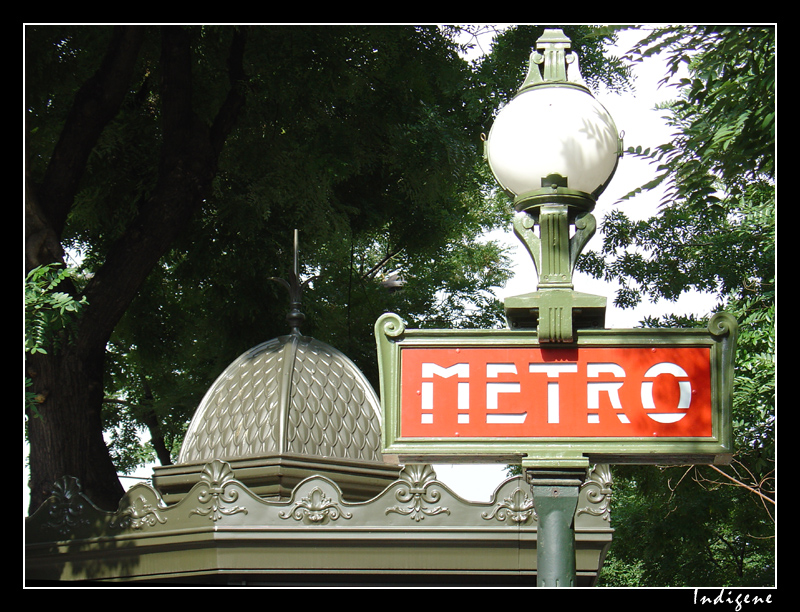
[{"left": 485, "top": 30, "right": 622, "bottom": 212}]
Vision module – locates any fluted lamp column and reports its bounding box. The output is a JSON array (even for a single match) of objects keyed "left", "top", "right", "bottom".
[{"left": 485, "top": 28, "right": 623, "bottom": 342}]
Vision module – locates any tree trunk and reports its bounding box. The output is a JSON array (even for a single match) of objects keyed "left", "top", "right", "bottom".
[
  {"left": 27, "top": 350, "right": 125, "bottom": 513},
  {"left": 25, "top": 25, "right": 247, "bottom": 514}
]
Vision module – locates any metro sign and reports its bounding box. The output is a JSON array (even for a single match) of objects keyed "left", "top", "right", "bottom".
[
  {"left": 401, "top": 346, "right": 711, "bottom": 438},
  {"left": 375, "top": 312, "right": 737, "bottom": 466}
]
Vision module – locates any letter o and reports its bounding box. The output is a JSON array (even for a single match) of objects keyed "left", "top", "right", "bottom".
[{"left": 641, "top": 362, "right": 692, "bottom": 424}]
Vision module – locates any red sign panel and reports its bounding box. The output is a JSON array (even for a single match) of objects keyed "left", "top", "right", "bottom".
[{"left": 400, "top": 346, "right": 712, "bottom": 439}]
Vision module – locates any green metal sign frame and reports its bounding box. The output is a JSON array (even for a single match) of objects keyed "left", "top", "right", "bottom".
[{"left": 375, "top": 312, "right": 737, "bottom": 468}]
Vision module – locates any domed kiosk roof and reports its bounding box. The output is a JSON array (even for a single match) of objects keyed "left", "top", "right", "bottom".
[
  {"left": 178, "top": 332, "right": 383, "bottom": 464},
  {"left": 152, "top": 231, "right": 400, "bottom": 502}
]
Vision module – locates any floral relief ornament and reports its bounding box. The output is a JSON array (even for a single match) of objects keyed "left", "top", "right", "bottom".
[
  {"left": 385, "top": 464, "right": 451, "bottom": 522},
  {"left": 577, "top": 464, "right": 613, "bottom": 521},
  {"left": 190, "top": 460, "right": 248, "bottom": 522},
  {"left": 482, "top": 487, "right": 537, "bottom": 524},
  {"left": 43, "top": 475, "right": 91, "bottom": 535},
  {"left": 110, "top": 494, "right": 167, "bottom": 530},
  {"left": 279, "top": 487, "right": 352, "bottom": 524}
]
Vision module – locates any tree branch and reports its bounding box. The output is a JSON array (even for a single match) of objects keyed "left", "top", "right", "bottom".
[
  {"left": 210, "top": 26, "right": 249, "bottom": 156},
  {"left": 77, "top": 26, "right": 248, "bottom": 355},
  {"left": 35, "top": 26, "right": 145, "bottom": 239},
  {"left": 706, "top": 464, "right": 775, "bottom": 506},
  {"left": 361, "top": 246, "right": 405, "bottom": 280}
]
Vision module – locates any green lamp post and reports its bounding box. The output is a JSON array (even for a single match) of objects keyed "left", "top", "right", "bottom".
[
  {"left": 484, "top": 28, "right": 623, "bottom": 586},
  {"left": 485, "top": 28, "right": 623, "bottom": 342}
]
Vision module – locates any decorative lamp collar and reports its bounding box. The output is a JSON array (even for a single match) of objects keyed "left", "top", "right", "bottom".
[{"left": 518, "top": 28, "right": 589, "bottom": 93}]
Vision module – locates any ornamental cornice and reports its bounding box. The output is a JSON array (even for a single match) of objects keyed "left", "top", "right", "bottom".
[
  {"left": 27, "top": 460, "right": 614, "bottom": 542},
  {"left": 26, "top": 460, "right": 614, "bottom": 584}
]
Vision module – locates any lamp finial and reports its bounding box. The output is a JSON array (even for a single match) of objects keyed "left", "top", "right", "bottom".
[{"left": 519, "top": 28, "right": 587, "bottom": 93}]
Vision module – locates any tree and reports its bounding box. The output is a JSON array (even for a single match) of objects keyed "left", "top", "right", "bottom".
[
  {"left": 26, "top": 25, "right": 249, "bottom": 511},
  {"left": 581, "top": 25, "right": 776, "bottom": 587},
  {"left": 24, "top": 24, "right": 473, "bottom": 511},
  {"left": 24, "top": 24, "right": 631, "bottom": 515}
]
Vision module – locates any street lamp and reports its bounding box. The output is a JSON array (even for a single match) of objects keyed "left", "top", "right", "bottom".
[
  {"left": 485, "top": 28, "right": 623, "bottom": 342},
  {"left": 484, "top": 27, "right": 622, "bottom": 587}
]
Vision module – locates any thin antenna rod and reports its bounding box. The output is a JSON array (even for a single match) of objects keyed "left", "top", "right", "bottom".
[
  {"left": 271, "top": 229, "right": 316, "bottom": 335},
  {"left": 292, "top": 228, "right": 300, "bottom": 286}
]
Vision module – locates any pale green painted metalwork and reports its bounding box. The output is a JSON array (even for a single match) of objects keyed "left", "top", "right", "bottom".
[
  {"left": 26, "top": 462, "right": 614, "bottom": 585},
  {"left": 173, "top": 227, "right": 388, "bottom": 505},
  {"left": 178, "top": 333, "right": 384, "bottom": 466},
  {"left": 519, "top": 28, "right": 585, "bottom": 91},
  {"left": 529, "top": 468, "right": 585, "bottom": 587},
  {"left": 375, "top": 311, "right": 737, "bottom": 467},
  {"left": 507, "top": 204, "right": 607, "bottom": 338}
]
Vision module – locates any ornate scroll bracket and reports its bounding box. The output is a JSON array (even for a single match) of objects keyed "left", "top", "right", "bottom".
[
  {"left": 518, "top": 28, "right": 587, "bottom": 91},
  {"left": 279, "top": 487, "right": 352, "bottom": 524},
  {"left": 513, "top": 209, "right": 597, "bottom": 290},
  {"left": 481, "top": 487, "right": 537, "bottom": 524},
  {"left": 189, "top": 460, "right": 248, "bottom": 522},
  {"left": 385, "top": 464, "right": 450, "bottom": 522},
  {"left": 577, "top": 464, "right": 613, "bottom": 522},
  {"left": 111, "top": 494, "right": 167, "bottom": 530},
  {"left": 506, "top": 206, "right": 605, "bottom": 340}
]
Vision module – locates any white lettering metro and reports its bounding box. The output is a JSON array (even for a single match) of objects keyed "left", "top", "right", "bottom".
[{"left": 418, "top": 361, "right": 693, "bottom": 426}]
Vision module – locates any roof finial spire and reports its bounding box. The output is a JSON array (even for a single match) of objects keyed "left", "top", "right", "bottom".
[{"left": 271, "top": 229, "right": 315, "bottom": 335}]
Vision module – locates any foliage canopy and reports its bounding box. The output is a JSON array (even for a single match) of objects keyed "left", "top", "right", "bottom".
[
  {"left": 585, "top": 25, "right": 776, "bottom": 587},
  {"left": 24, "top": 24, "right": 630, "bottom": 502}
]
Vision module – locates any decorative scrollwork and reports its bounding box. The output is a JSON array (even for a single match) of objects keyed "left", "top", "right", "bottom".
[
  {"left": 189, "top": 460, "right": 248, "bottom": 522},
  {"left": 385, "top": 464, "right": 450, "bottom": 522},
  {"left": 111, "top": 494, "right": 167, "bottom": 530},
  {"left": 708, "top": 311, "right": 738, "bottom": 339},
  {"left": 43, "top": 476, "right": 91, "bottom": 535},
  {"left": 569, "top": 211, "right": 597, "bottom": 271},
  {"left": 512, "top": 211, "right": 542, "bottom": 278},
  {"left": 279, "top": 487, "right": 352, "bottom": 524},
  {"left": 378, "top": 312, "right": 406, "bottom": 339},
  {"left": 482, "top": 488, "right": 536, "bottom": 524},
  {"left": 577, "top": 464, "right": 613, "bottom": 522}
]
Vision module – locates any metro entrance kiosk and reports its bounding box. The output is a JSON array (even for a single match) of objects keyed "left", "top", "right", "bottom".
[
  {"left": 25, "top": 29, "right": 737, "bottom": 586},
  {"left": 375, "top": 30, "right": 737, "bottom": 587}
]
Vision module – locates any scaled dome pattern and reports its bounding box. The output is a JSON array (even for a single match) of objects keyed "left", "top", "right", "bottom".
[{"left": 178, "top": 333, "right": 384, "bottom": 464}]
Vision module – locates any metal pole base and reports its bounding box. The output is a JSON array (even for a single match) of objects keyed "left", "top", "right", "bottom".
[{"left": 528, "top": 468, "right": 586, "bottom": 587}]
